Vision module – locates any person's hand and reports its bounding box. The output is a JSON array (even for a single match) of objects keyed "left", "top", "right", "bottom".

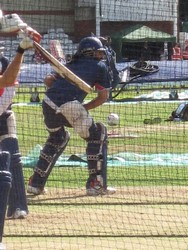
[
  {"left": 0, "top": 13, "right": 27, "bottom": 33},
  {"left": 24, "top": 27, "right": 41, "bottom": 43},
  {"left": 18, "top": 27, "right": 41, "bottom": 51},
  {"left": 0, "top": 11, "right": 41, "bottom": 43},
  {"left": 19, "top": 37, "right": 34, "bottom": 50}
]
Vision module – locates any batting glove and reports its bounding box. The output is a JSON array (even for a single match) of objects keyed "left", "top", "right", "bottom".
[
  {"left": 0, "top": 13, "right": 27, "bottom": 33},
  {"left": 18, "top": 27, "right": 41, "bottom": 53},
  {"left": 19, "top": 37, "right": 34, "bottom": 50}
]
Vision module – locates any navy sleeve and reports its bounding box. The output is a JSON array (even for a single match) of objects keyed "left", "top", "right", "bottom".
[{"left": 96, "top": 61, "right": 110, "bottom": 89}]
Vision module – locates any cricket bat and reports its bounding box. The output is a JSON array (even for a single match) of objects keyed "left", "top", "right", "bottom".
[
  {"left": 0, "top": 11, "right": 92, "bottom": 93},
  {"left": 33, "top": 41, "right": 92, "bottom": 94}
]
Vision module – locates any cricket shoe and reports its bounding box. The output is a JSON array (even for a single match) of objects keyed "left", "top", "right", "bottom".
[
  {"left": 27, "top": 184, "right": 47, "bottom": 195},
  {"left": 0, "top": 242, "right": 6, "bottom": 250},
  {"left": 86, "top": 180, "right": 116, "bottom": 196},
  {"left": 27, "top": 177, "right": 47, "bottom": 195},
  {"left": 8, "top": 209, "right": 27, "bottom": 219},
  {"left": 86, "top": 186, "right": 116, "bottom": 196}
]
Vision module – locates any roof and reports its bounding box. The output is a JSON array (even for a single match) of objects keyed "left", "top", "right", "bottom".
[{"left": 112, "top": 24, "right": 176, "bottom": 42}]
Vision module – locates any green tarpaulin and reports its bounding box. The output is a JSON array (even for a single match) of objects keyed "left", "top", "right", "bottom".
[
  {"left": 111, "top": 24, "right": 176, "bottom": 60},
  {"left": 112, "top": 24, "right": 175, "bottom": 42},
  {"left": 182, "top": 22, "right": 188, "bottom": 32},
  {"left": 22, "top": 144, "right": 188, "bottom": 168}
]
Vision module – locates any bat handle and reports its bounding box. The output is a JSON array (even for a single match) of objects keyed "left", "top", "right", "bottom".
[{"left": 18, "top": 27, "right": 42, "bottom": 43}]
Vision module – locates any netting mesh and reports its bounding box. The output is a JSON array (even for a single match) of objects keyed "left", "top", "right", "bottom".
[{"left": 0, "top": 1, "right": 188, "bottom": 250}]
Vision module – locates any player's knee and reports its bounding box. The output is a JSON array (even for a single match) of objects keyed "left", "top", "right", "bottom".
[
  {"left": 87, "top": 122, "right": 107, "bottom": 142},
  {"left": 46, "top": 126, "right": 70, "bottom": 147}
]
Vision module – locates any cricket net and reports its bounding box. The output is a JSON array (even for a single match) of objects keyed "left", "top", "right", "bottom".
[{"left": 1, "top": 0, "right": 188, "bottom": 250}]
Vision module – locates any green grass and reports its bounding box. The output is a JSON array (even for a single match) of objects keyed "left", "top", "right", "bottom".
[
  {"left": 12, "top": 87, "right": 188, "bottom": 188},
  {"left": 5, "top": 87, "right": 188, "bottom": 250},
  {"left": 13, "top": 102, "right": 187, "bottom": 156},
  {"left": 24, "top": 165, "right": 188, "bottom": 188}
]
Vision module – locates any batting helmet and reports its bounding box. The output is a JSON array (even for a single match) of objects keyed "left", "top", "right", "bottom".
[{"left": 77, "top": 36, "right": 105, "bottom": 56}]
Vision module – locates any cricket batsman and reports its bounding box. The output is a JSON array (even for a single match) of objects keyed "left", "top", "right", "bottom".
[{"left": 0, "top": 10, "right": 41, "bottom": 248}]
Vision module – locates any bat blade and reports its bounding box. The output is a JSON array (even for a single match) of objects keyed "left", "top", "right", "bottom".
[{"left": 33, "top": 41, "right": 92, "bottom": 94}]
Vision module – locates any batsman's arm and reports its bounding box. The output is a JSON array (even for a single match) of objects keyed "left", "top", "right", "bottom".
[
  {"left": 0, "top": 11, "right": 35, "bottom": 87},
  {"left": 44, "top": 73, "right": 59, "bottom": 88},
  {"left": 0, "top": 52, "right": 24, "bottom": 88},
  {"left": 0, "top": 34, "right": 36, "bottom": 88},
  {"left": 0, "top": 10, "right": 41, "bottom": 88},
  {"left": 83, "top": 87, "right": 109, "bottom": 111}
]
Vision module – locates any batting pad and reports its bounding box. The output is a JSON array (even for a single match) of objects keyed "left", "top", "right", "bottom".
[{"left": 0, "top": 152, "right": 11, "bottom": 242}]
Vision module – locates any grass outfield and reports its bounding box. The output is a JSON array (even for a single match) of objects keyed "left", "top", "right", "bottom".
[
  {"left": 23, "top": 166, "right": 188, "bottom": 188},
  {"left": 12, "top": 95, "right": 188, "bottom": 155},
  {"left": 12, "top": 89, "right": 188, "bottom": 187}
]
